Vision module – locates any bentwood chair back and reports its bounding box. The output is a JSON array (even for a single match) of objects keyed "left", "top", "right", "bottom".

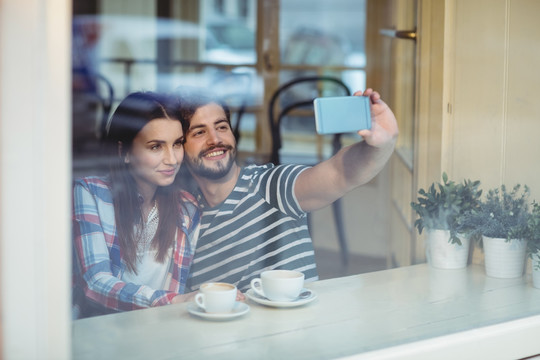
[{"left": 267, "top": 75, "right": 352, "bottom": 264}]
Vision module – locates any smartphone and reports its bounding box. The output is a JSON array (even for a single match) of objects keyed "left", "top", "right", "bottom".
[{"left": 314, "top": 96, "right": 371, "bottom": 134}]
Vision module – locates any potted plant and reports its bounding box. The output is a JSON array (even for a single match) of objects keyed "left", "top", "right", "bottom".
[
  {"left": 411, "top": 173, "right": 482, "bottom": 269},
  {"left": 463, "top": 184, "right": 530, "bottom": 278},
  {"left": 527, "top": 202, "right": 540, "bottom": 288}
]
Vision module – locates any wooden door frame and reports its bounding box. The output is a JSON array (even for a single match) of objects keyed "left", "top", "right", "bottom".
[
  {"left": 366, "top": 0, "right": 419, "bottom": 267},
  {"left": 367, "top": 0, "right": 449, "bottom": 266},
  {"left": 413, "top": 0, "right": 449, "bottom": 263}
]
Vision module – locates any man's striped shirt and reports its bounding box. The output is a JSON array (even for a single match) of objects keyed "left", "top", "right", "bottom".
[{"left": 186, "top": 163, "right": 319, "bottom": 291}]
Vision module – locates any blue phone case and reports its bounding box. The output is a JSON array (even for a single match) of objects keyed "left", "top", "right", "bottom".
[{"left": 313, "top": 96, "right": 371, "bottom": 134}]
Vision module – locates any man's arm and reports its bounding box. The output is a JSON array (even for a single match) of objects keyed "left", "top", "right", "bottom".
[{"left": 295, "top": 88, "right": 399, "bottom": 212}]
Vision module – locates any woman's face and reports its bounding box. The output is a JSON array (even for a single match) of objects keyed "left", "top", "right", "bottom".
[{"left": 125, "top": 117, "right": 184, "bottom": 197}]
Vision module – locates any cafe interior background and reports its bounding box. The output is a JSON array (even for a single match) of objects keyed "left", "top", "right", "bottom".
[{"left": 1, "top": 0, "right": 539, "bottom": 358}]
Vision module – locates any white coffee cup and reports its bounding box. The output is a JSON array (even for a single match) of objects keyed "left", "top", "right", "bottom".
[
  {"left": 250, "top": 270, "right": 305, "bottom": 302},
  {"left": 194, "top": 282, "right": 237, "bottom": 313}
]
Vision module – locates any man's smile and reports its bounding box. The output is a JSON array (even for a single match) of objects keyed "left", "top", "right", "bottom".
[{"left": 204, "top": 149, "right": 225, "bottom": 158}]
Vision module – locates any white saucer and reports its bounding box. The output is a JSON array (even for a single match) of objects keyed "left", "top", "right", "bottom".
[
  {"left": 187, "top": 301, "right": 250, "bottom": 321},
  {"left": 245, "top": 288, "right": 317, "bottom": 308}
]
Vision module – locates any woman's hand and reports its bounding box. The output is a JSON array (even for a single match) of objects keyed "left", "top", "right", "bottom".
[
  {"left": 235, "top": 289, "right": 246, "bottom": 302},
  {"left": 171, "top": 292, "right": 197, "bottom": 304}
]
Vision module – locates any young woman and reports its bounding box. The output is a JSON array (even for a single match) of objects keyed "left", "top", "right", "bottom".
[{"left": 72, "top": 91, "right": 200, "bottom": 319}]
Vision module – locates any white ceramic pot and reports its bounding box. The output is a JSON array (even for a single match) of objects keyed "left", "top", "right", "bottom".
[
  {"left": 533, "top": 269, "right": 540, "bottom": 289},
  {"left": 482, "top": 236, "right": 527, "bottom": 278},
  {"left": 425, "top": 229, "right": 470, "bottom": 269},
  {"left": 532, "top": 253, "right": 540, "bottom": 289}
]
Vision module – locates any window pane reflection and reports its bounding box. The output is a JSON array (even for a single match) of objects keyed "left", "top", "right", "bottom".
[
  {"left": 72, "top": 0, "right": 261, "bottom": 177},
  {"left": 280, "top": 0, "right": 366, "bottom": 68},
  {"left": 276, "top": 0, "right": 367, "bottom": 164}
]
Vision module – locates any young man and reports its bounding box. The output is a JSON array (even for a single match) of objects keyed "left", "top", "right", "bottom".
[{"left": 178, "top": 88, "right": 398, "bottom": 292}]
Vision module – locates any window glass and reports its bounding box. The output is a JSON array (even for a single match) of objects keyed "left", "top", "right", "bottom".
[
  {"left": 280, "top": 0, "right": 366, "bottom": 68},
  {"left": 72, "top": 0, "right": 260, "bottom": 175},
  {"left": 277, "top": 0, "right": 366, "bottom": 162},
  {"left": 65, "top": 1, "right": 540, "bottom": 357}
]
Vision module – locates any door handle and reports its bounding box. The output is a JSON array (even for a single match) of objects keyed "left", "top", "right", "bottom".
[
  {"left": 379, "top": 28, "right": 417, "bottom": 41},
  {"left": 263, "top": 53, "right": 274, "bottom": 71}
]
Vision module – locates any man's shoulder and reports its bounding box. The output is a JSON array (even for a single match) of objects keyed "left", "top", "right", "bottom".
[
  {"left": 241, "top": 163, "right": 274, "bottom": 176},
  {"left": 241, "top": 163, "right": 310, "bottom": 179}
]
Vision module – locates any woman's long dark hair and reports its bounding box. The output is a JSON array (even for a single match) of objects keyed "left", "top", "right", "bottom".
[{"left": 105, "top": 91, "right": 183, "bottom": 273}]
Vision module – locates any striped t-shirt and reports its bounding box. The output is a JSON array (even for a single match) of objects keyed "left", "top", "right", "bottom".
[{"left": 186, "top": 163, "right": 319, "bottom": 291}]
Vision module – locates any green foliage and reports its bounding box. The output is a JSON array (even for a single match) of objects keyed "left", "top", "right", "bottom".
[
  {"left": 411, "top": 173, "right": 482, "bottom": 245},
  {"left": 462, "top": 184, "right": 531, "bottom": 242},
  {"left": 527, "top": 202, "right": 540, "bottom": 268}
]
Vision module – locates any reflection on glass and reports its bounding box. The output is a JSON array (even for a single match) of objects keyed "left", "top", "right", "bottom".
[
  {"left": 64, "top": 0, "right": 540, "bottom": 357},
  {"left": 72, "top": 1, "right": 258, "bottom": 99},
  {"left": 280, "top": 0, "right": 366, "bottom": 68},
  {"left": 275, "top": 0, "right": 367, "bottom": 163},
  {"left": 72, "top": 0, "right": 261, "bottom": 177},
  {"left": 204, "top": 19, "right": 256, "bottom": 64}
]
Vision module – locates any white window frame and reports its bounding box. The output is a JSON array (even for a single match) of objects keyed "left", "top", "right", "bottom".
[{"left": 0, "top": 0, "right": 71, "bottom": 358}]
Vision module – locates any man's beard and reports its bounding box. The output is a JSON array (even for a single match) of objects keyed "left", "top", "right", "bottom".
[{"left": 185, "top": 145, "right": 236, "bottom": 180}]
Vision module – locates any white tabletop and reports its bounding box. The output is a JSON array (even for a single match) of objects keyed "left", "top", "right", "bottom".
[{"left": 72, "top": 264, "right": 540, "bottom": 359}]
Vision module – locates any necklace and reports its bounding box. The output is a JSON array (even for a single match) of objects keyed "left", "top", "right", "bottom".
[{"left": 136, "top": 201, "right": 159, "bottom": 255}]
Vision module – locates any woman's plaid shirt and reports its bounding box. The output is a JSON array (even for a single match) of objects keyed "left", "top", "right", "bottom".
[{"left": 72, "top": 176, "right": 200, "bottom": 319}]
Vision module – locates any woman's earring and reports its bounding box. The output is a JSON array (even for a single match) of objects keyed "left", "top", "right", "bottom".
[{"left": 118, "top": 141, "right": 129, "bottom": 163}]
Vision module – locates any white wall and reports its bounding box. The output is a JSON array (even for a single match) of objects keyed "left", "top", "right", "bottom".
[
  {"left": 0, "top": 0, "right": 71, "bottom": 358},
  {"left": 446, "top": 0, "right": 540, "bottom": 199}
]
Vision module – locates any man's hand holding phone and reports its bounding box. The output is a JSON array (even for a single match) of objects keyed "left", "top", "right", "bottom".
[
  {"left": 314, "top": 89, "right": 398, "bottom": 151},
  {"left": 353, "top": 89, "right": 399, "bottom": 149},
  {"left": 314, "top": 95, "right": 371, "bottom": 135}
]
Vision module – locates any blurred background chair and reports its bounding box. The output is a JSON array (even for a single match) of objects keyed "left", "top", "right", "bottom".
[
  {"left": 213, "top": 71, "right": 253, "bottom": 144},
  {"left": 72, "top": 69, "right": 114, "bottom": 177},
  {"left": 268, "top": 75, "right": 352, "bottom": 264}
]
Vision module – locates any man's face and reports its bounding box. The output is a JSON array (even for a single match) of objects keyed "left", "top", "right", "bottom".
[{"left": 183, "top": 102, "right": 237, "bottom": 180}]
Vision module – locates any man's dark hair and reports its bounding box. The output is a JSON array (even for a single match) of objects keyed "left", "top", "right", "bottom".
[{"left": 173, "top": 87, "right": 231, "bottom": 135}]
